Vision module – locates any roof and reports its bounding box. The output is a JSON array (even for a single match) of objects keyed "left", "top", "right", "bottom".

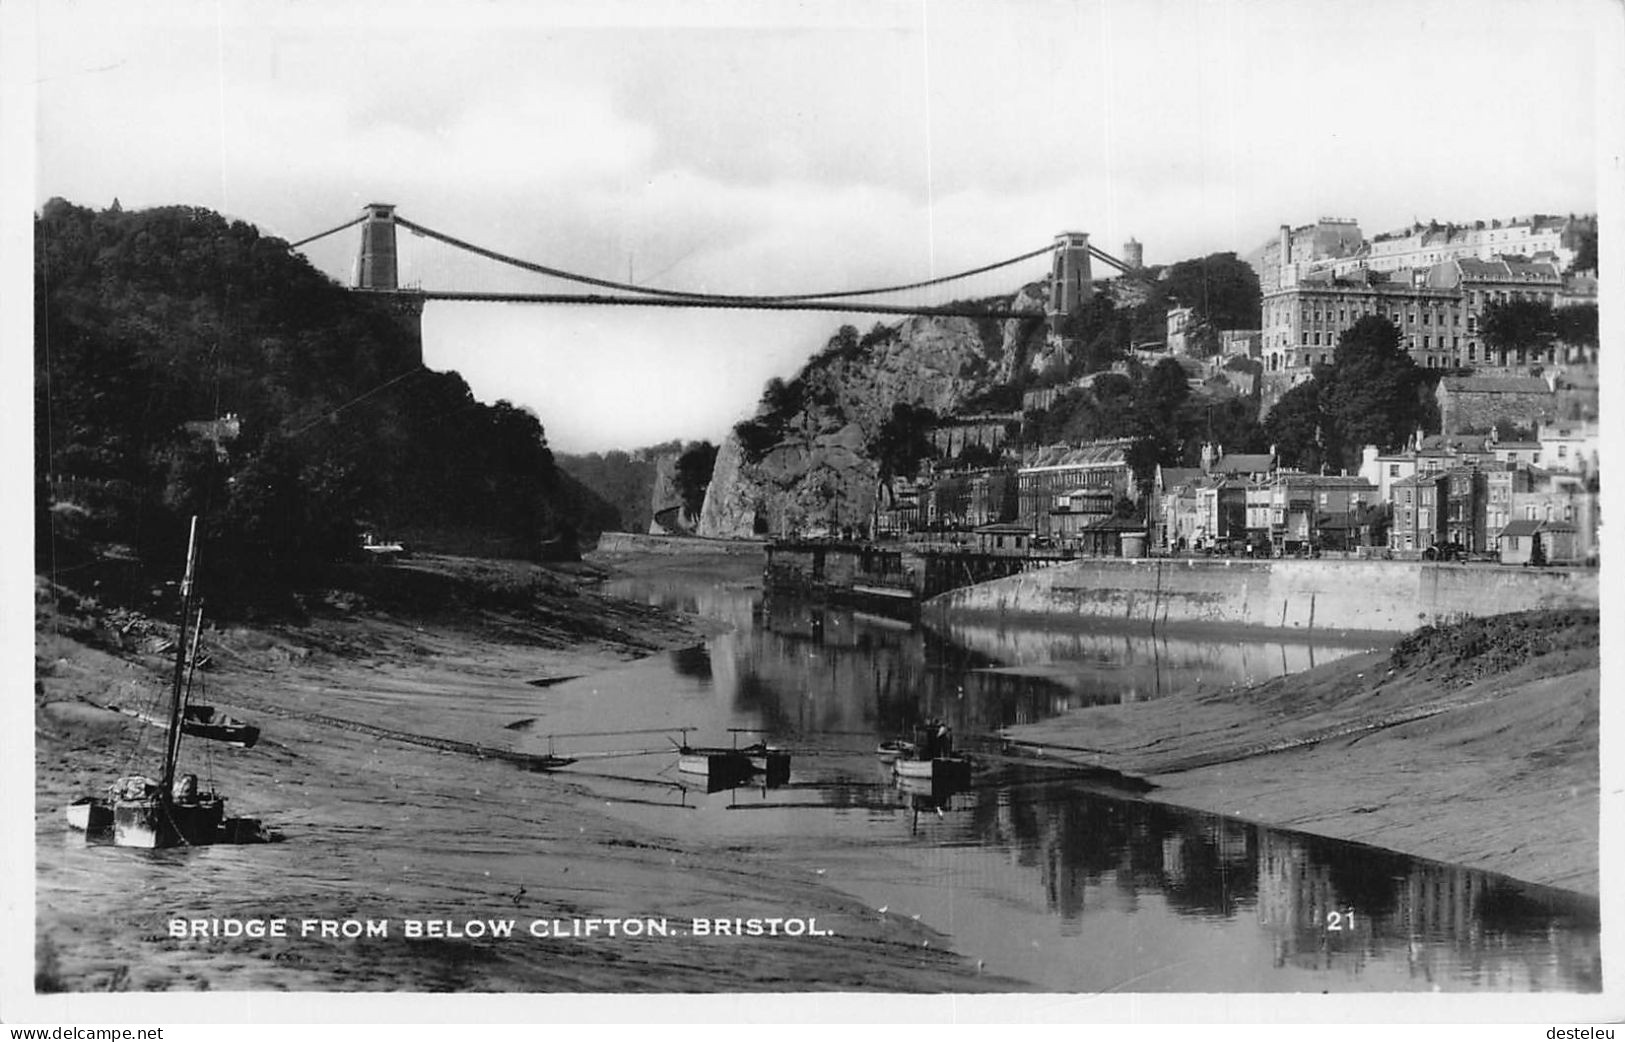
[
  {"left": 1453, "top": 257, "right": 1560, "bottom": 282},
  {"left": 1156, "top": 466, "right": 1205, "bottom": 491},
  {"left": 1081, "top": 516, "right": 1149, "bottom": 532},
  {"left": 1421, "top": 433, "right": 1491, "bottom": 453},
  {"left": 1211, "top": 453, "right": 1274, "bottom": 475},
  {"left": 1497, "top": 519, "right": 1576, "bottom": 539},
  {"left": 973, "top": 522, "right": 1034, "bottom": 535},
  {"left": 1439, "top": 376, "right": 1552, "bottom": 395},
  {"left": 1274, "top": 473, "right": 1377, "bottom": 489},
  {"left": 1394, "top": 472, "right": 1448, "bottom": 487}
]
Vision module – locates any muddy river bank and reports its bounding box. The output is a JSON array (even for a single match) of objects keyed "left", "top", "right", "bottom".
[{"left": 27, "top": 547, "right": 1605, "bottom": 1004}]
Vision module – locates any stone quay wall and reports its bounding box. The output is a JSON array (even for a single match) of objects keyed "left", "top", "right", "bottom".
[
  {"left": 926, "top": 557, "right": 1598, "bottom": 635},
  {"left": 593, "top": 532, "right": 766, "bottom": 556}
]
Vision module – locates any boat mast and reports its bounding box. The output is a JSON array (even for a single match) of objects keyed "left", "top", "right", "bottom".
[{"left": 160, "top": 516, "right": 200, "bottom": 800}]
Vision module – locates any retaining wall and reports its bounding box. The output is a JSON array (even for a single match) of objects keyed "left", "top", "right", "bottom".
[
  {"left": 592, "top": 532, "right": 766, "bottom": 556},
  {"left": 925, "top": 558, "right": 1599, "bottom": 635}
]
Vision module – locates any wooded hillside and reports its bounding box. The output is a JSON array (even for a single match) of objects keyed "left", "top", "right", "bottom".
[{"left": 35, "top": 198, "right": 616, "bottom": 594}]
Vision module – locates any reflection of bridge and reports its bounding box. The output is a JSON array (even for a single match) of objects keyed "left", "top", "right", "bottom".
[{"left": 293, "top": 203, "right": 1139, "bottom": 321}]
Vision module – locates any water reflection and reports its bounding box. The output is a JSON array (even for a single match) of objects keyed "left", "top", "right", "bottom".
[
  {"left": 583, "top": 571, "right": 1598, "bottom": 992},
  {"left": 936, "top": 618, "right": 1372, "bottom": 703}
]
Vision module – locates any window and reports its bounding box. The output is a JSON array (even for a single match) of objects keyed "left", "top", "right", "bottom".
[{"left": 1389, "top": 464, "right": 1401, "bottom": 477}]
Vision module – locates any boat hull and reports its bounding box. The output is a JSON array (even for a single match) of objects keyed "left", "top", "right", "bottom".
[
  {"left": 892, "top": 757, "right": 972, "bottom": 785},
  {"left": 111, "top": 797, "right": 226, "bottom": 849},
  {"left": 65, "top": 797, "right": 113, "bottom": 834},
  {"left": 876, "top": 740, "right": 916, "bottom": 763},
  {"left": 677, "top": 749, "right": 757, "bottom": 792},
  {"left": 182, "top": 706, "right": 260, "bottom": 748},
  {"left": 182, "top": 722, "right": 261, "bottom": 748}
]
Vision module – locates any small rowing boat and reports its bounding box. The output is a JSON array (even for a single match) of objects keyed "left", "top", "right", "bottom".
[{"left": 876, "top": 739, "right": 916, "bottom": 762}]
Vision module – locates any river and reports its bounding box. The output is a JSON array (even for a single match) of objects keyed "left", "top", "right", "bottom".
[{"left": 497, "top": 568, "right": 1601, "bottom": 993}]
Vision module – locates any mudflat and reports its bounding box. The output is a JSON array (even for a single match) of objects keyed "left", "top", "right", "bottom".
[
  {"left": 33, "top": 548, "right": 1599, "bottom": 996},
  {"left": 34, "top": 552, "right": 1010, "bottom": 993},
  {"left": 1000, "top": 609, "right": 1601, "bottom": 896}
]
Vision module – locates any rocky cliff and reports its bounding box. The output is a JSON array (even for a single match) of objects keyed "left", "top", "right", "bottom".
[
  {"left": 646, "top": 452, "right": 689, "bottom": 534},
  {"left": 698, "top": 283, "right": 1050, "bottom": 538}
]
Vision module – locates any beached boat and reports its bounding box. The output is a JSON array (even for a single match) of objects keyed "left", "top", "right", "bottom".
[
  {"left": 677, "top": 746, "right": 755, "bottom": 782},
  {"left": 891, "top": 755, "right": 972, "bottom": 785},
  {"left": 876, "top": 738, "right": 916, "bottom": 762},
  {"left": 740, "top": 743, "right": 791, "bottom": 786},
  {"left": 181, "top": 705, "right": 260, "bottom": 748},
  {"left": 63, "top": 517, "right": 267, "bottom": 848}
]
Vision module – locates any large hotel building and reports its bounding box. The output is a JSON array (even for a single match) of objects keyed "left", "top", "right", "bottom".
[{"left": 1259, "top": 216, "right": 1587, "bottom": 380}]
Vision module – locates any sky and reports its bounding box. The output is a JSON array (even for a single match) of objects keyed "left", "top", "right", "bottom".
[{"left": 13, "top": 0, "right": 1619, "bottom": 453}]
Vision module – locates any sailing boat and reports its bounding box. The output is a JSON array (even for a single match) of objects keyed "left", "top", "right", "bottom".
[{"left": 64, "top": 516, "right": 263, "bottom": 847}]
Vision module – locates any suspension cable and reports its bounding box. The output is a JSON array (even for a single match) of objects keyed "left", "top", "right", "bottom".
[
  {"left": 387, "top": 290, "right": 1032, "bottom": 319},
  {"left": 286, "top": 214, "right": 368, "bottom": 249},
  {"left": 1088, "top": 245, "right": 1132, "bottom": 273},
  {"left": 393, "top": 215, "right": 1055, "bottom": 303}
]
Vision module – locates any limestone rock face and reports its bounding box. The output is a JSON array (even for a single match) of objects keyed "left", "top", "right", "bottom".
[
  {"left": 699, "top": 307, "right": 1030, "bottom": 539},
  {"left": 647, "top": 452, "right": 688, "bottom": 534},
  {"left": 993, "top": 282, "right": 1052, "bottom": 386}
]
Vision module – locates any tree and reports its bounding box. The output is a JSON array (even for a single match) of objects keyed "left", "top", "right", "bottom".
[
  {"left": 866, "top": 402, "right": 938, "bottom": 535},
  {"left": 1570, "top": 226, "right": 1597, "bottom": 272},
  {"left": 1161, "top": 253, "right": 1262, "bottom": 333},
  {"left": 1265, "top": 380, "right": 1327, "bottom": 473},
  {"left": 1321, "top": 316, "right": 1427, "bottom": 470},
  {"left": 1480, "top": 299, "right": 1557, "bottom": 356},
  {"left": 674, "top": 440, "right": 718, "bottom": 519},
  {"left": 1553, "top": 304, "right": 1598, "bottom": 349},
  {"left": 1134, "top": 359, "right": 1190, "bottom": 449}
]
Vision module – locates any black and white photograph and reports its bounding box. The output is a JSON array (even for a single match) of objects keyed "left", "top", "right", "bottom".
[{"left": 5, "top": 0, "right": 1620, "bottom": 1027}]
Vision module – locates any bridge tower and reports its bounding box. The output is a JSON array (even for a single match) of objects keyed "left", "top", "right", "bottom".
[
  {"left": 352, "top": 202, "right": 424, "bottom": 363},
  {"left": 1047, "top": 232, "right": 1093, "bottom": 322},
  {"left": 355, "top": 203, "right": 400, "bottom": 290}
]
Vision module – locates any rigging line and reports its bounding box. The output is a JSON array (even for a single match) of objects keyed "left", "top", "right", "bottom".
[
  {"left": 283, "top": 365, "right": 428, "bottom": 438},
  {"left": 393, "top": 215, "right": 1055, "bottom": 302},
  {"left": 287, "top": 214, "right": 368, "bottom": 250}
]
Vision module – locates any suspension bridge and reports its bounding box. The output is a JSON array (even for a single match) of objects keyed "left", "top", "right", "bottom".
[{"left": 291, "top": 203, "right": 1141, "bottom": 322}]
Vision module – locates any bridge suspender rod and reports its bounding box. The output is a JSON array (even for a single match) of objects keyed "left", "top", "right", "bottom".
[
  {"left": 392, "top": 215, "right": 1055, "bottom": 303},
  {"left": 385, "top": 289, "right": 1028, "bottom": 319},
  {"left": 286, "top": 214, "right": 369, "bottom": 249}
]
